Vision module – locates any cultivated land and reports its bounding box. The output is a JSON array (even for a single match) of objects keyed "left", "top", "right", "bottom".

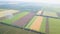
[
  {"left": 1, "top": 11, "right": 29, "bottom": 24},
  {"left": 29, "top": 16, "right": 43, "bottom": 32},
  {"left": 13, "top": 12, "right": 35, "bottom": 27},
  {"left": 25, "top": 16, "right": 37, "bottom": 28},
  {"left": 0, "top": 23, "right": 39, "bottom": 34},
  {"left": 40, "top": 18, "right": 46, "bottom": 33},
  {"left": 0, "top": 7, "right": 60, "bottom": 34},
  {"left": 43, "top": 11, "right": 58, "bottom": 17},
  {"left": 25, "top": 16, "right": 46, "bottom": 33},
  {"left": 0, "top": 2, "right": 60, "bottom": 34},
  {"left": 49, "top": 18, "right": 60, "bottom": 34}
]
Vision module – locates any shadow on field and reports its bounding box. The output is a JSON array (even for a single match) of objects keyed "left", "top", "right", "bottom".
[{"left": 0, "top": 22, "right": 45, "bottom": 34}]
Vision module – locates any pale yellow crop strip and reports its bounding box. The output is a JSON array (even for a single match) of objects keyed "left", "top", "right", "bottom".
[{"left": 29, "top": 16, "right": 43, "bottom": 32}]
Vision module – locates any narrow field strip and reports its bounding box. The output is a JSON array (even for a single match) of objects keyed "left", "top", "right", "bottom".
[
  {"left": 40, "top": 18, "right": 46, "bottom": 33},
  {"left": 1, "top": 12, "right": 29, "bottom": 24},
  {"left": 25, "top": 16, "right": 37, "bottom": 28},
  {"left": 13, "top": 12, "right": 35, "bottom": 27},
  {"left": 29, "top": 16, "right": 43, "bottom": 32}
]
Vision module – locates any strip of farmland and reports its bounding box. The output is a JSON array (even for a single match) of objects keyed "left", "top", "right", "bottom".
[
  {"left": 49, "top": 18, "right": 60, "bottom": 34},
  {"left": 40, "top": 18, "right": 46, "bottom": 33},
  {"left": 26, "top": 16, "right": 43, "bottom": 32},
  {"left": 1, "top": 12, "right": 29, "bottom": 24},
  {"left": 25, "top": 16, "right": 46, "bottom": 34},
  {"left": 25, "top": 16, "right": 37, "bottom": 28},
  {"left": 13, "top": 12, "right": 35, "bottom": 27}
]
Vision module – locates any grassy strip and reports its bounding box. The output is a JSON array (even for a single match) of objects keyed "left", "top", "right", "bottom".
[
  {"left": 1, "top": 12, "right": 29, "bottom": 24},
  {"left": 40, "top": 18, "right": 46, "bottom": 33},
  {"left": 49, "top": 18, "right": 60, "bottom": 34},
  {"left": 25, "top": 16, "right": 37, "bottom": 28}
]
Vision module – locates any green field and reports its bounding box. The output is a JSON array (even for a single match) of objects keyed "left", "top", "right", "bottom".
[
  {"left": 49, "top": 18, "right": 60, "bottom": 34},
  {"left": 43, "top": 11, "right": 58, "bottom": 17},
  {"left": 1, "top": 11, "right": 29, "bottom": 24},
  {"left": 0, "top": 24, "right": 38, "bottom": 34}
]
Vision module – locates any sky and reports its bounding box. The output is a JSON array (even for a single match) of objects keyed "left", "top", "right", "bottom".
[{"left": 0, "top": 0, "right": 60, "bottom": 4}]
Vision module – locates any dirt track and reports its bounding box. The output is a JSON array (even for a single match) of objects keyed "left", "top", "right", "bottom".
[
  {"left": 45, "top": 17, "right": 49, "bottom": 34},
  {"left": 13, "top": 12, "right": 35, "bottom": 27},
  {"left": 29, "top": 16, "right": 43, "bottom": 31}
]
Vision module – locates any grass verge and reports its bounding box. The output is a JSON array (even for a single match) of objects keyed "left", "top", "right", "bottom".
[{"left": 40, "top": 18, "right": 46, "bottom": 33}]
